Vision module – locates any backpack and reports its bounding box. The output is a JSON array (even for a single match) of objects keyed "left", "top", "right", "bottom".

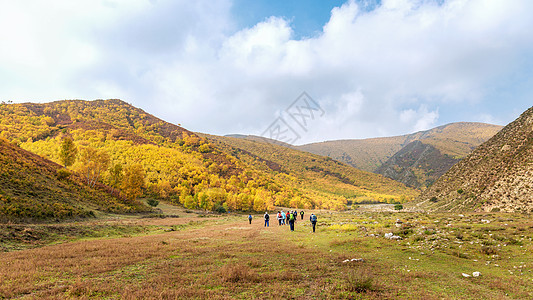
[
  {"left": 265, "top": 214, "right": 269, "bottom": 220},
  {"left": 311, "top": 215, "right": 317, "bottom": 222},
  {"left": 289, "top": 213, "right": 295, "bottom": 221},
  {"left": 278, "top": 213, "right": 282, "bottom": 218}
]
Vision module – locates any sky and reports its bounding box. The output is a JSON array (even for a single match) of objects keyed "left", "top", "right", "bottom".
[{"left": 1, "top": 0, "right": 533, "bottom": 145}]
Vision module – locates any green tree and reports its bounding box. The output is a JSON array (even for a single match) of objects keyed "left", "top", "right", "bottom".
[
  {"left": 394, "top": 204, "right": 403, "bottom": 211},
  {"left": 59, "top": 137, "right": 78, "bottom": 168}
]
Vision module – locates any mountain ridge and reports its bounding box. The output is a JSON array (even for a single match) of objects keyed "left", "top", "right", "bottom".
[
  {"left": 412, "top": 106, "right": 533, "bottom": 213},
  {"left": 297, "top": 122, "right": 502, "bottom": 172}
]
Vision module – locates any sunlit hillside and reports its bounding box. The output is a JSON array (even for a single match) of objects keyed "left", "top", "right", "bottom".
[
  {"left": 298, "top": 122, "right": 502, "bottom": 172},
  {"left": 413, "top": 106, "right": 533, "bottom": 213},
  {"left": 0, "top": 99, "right": 417, "bottom": 215},
  {"left": 0, "top": 137, "right": 148, "bottom": 222}
]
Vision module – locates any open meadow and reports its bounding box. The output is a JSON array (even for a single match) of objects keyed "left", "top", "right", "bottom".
[{"left": 1, "top": 203, "right": 532, "bottom": 299}]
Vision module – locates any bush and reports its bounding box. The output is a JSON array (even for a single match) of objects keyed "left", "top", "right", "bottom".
[
  {"left": 56, "top": 169, "right": 71, "bottom": 180},
  {"left": 344, "top": 270, "right": 377, "bottom": 293},
  {"left": 394, "top": 204, "right": 403, "bottom": 211},
  {"left": 214, "top": 205, "right": 226, "bottom": 214},
  {"left": 480, "top": 246, "right": 498, "bottom": 256},
  {"left": 146, "top": 199, "right": 159, "bottom": 207},
  {"left": 429, "top": 197, "right": 438, "bottom": 203}
]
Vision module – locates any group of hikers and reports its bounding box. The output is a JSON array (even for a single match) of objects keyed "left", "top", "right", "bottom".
[{"left": 248, "top": 210, "right": 318, "bottom": 232}]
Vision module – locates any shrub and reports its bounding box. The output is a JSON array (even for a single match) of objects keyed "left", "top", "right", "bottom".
[
  {"left": 480, "top": 246, "right": 498, "bottom": 256},
  {"left": 394, "top": 204, "right": 403, "bottom": 211},
  {"left": 146, "top": 199, "right": 159, "bottom": 207},
  {"left": 56, "top": 169, "right": 71, "bottom": 180},
  {"left": 457, "top": 189, "right": 464, "bottom": 194},
  {"left": 214, "top": 205, "right": 226, "bottom": 214},
  {"left": 430, "top": 197, "right": 438, "bottom": 203},
  {"left": 344, "top": 270, "right": 377, "bottom": 293}
]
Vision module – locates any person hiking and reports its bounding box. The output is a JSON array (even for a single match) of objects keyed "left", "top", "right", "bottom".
[
  {"left": 264, "top": 212, "right": 270, "bottom": 227},
  {"left": 300, "top": 210, "right": 304, "bottom": 220},
  {"left": 289, "top": 211, "right": 295, "bottom": 231},
  {"left": 310, "top": 213, "right": 317, "bottom": 233},
  {"left": 248, "top": 214, "right": 252, "bottom": 224},
  {"left": 281, "top": 211, "right": 286, "bottom": 225},
  {"left": 277, "top": 211, "right": 282, "bottom": 226}
]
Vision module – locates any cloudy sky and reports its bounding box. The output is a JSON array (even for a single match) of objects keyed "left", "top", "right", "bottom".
[{"left": 1, "top": 0, "right": 532, "bottom": 144}]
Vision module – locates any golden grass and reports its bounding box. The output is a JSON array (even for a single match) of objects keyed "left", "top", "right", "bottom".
[{"left": 1, "top": 210, "right": 532, "bottom": 299}]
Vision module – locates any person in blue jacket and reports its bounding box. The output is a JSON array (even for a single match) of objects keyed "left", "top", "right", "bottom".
[{"left": 310, "top": 213, "right": 317, "bottom": 233}]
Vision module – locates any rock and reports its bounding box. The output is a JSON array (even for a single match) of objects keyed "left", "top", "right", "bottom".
[
  {"left": 462, "top": 273, "right": 471, "bottom": 277},
  {"left": 384, "top": 232, "right": 402, "bottom": 240},
  {"left": 473, "top": 272, "right": 481, "bottom": 277}
]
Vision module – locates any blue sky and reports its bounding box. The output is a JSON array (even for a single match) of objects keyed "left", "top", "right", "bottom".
[
  {"left": 1, "top": 0, "right": 532, "bottom": 144},
  {"left": 232, "top": 0, "right": 348, "bottom": 39}
]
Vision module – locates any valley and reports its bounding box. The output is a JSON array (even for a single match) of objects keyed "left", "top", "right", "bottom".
[
  {"left": 1, "top": 203, "right": 531, "bottom": 299},
  {"left": 1, "top": 100, "right": 532, "bottom": 299}
]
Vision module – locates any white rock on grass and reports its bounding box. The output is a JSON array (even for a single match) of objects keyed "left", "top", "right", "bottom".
[
  {"left": 343, "top": 258, "right": 364, "bottom": 263},
  {"left": 462, "top": 273, "right": 471, "bottom": 277},
  {"left": 473, "top": 272, "right": 481, "bottom": 277}
]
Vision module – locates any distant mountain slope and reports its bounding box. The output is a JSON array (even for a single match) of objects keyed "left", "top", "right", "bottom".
[
  {"left": 412, "top": 106, "right": 533, "bottom": 213},
  {"left": 202, "top": 134, "right": 419, "bottom": 204},
  {"left": 0, "top": 137, "right": 147, "bottom": 222},
  {"left": 375, "top": 140, "right": 460, "bottom": 189},
  {"left": 297, "top": 122, "right": 502, "bottom": 172}
]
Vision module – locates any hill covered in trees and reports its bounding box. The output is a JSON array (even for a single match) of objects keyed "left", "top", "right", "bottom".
[
  {"left": 0, "top": 99, "right": 416, "bottom": 217},
  {"left": 0, "top": 137, "right": 148, "bottom": 222},
  {"left": 203, "top": 134, "right": 418, "bottom": 205},
  {"left": 412, "top": 106, "right": 533, "bottom": 213}
]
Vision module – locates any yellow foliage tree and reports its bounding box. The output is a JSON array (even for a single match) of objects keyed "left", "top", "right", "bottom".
[
  {"left": 78, "top": 146, "right": 109, "bottom": 187},
  {"left": 121, "top": 164, "right": 146, "bottom": 200},
  {"left": 59, "top": 137, "right": 78, "bottom": 168}
]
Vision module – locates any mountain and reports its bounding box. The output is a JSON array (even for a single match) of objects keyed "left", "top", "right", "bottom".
[
  {"left": 203, "top": 134, "right": 419, "bottom": 204},
  {"left": 412, "top": 106, "right": 533, "bottom": 213},
  {"left": 298, "top": 122, "right": 502, "bottom": 188},
  {"left": 0, "top": 99, "right": 415, "bottom": 214},
  {"left": 0, "top": 137, "right": 148, "bottom": 222},
  {"left": 375, "top": 140, "right": 460, "bottom": 188}
]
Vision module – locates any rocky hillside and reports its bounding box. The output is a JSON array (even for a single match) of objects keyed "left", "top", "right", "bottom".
[
  {"left": 375, "top": 141, "right": 460, "bottom": 189},
  {"left": 412, "top": 106, "right": 533, "bottom": 213}
]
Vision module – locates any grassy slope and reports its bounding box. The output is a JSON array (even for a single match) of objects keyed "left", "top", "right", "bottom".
[
  {"left": 0, "top": 207, "right": 531, "bottom": 299},
  {"left": 413, "top": 106, "right": 533, "bottom": 213},
  {"left": 0, "top": 138, "right": 148, "bottom": 222},
  {"left": 298, "top": 122, "right": 502, "bottom": 172},
  {"left": 203, "top": 134, "right": 419, "bottom": 203}
]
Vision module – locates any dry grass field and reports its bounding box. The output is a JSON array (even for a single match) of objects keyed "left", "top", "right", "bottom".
[{"left": 1, "top": 204, "right": 532, "bottom": 299}]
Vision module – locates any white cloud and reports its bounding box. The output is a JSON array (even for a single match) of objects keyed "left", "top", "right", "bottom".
[{"left": 1, "top": 0, "right": 533, "bottom": 143}]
